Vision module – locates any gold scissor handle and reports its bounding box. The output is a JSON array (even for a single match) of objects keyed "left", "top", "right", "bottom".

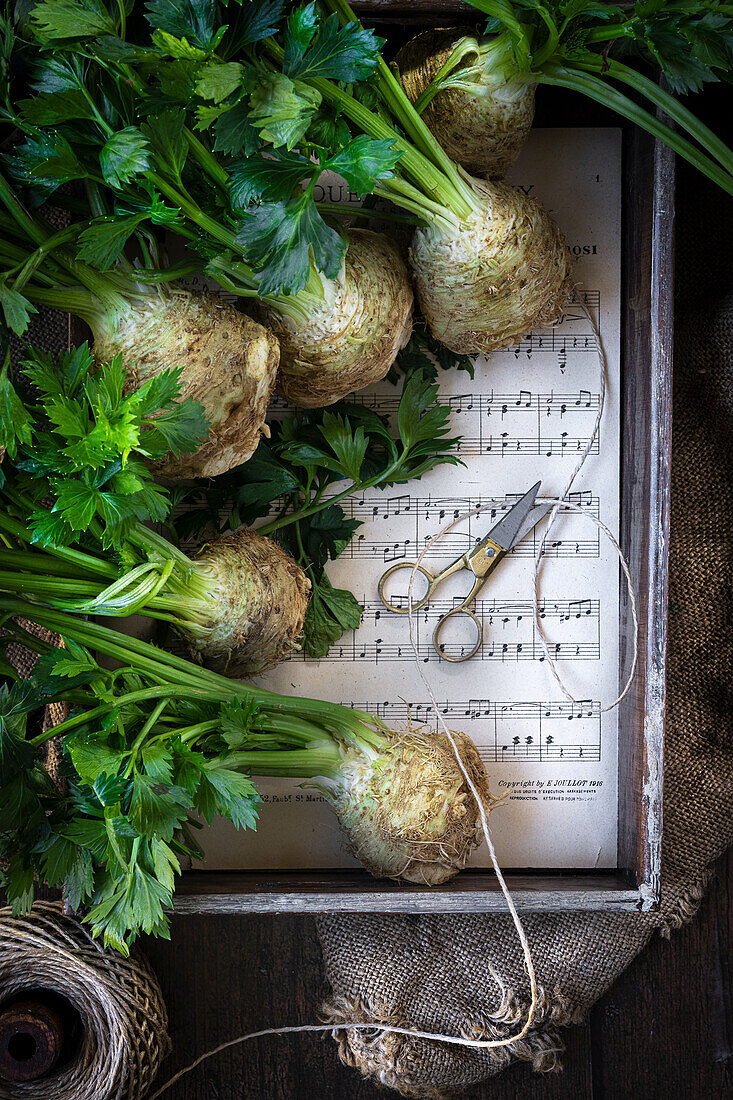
[
  {"left": 378, "top": 562, "right": 435, "bottom": 613},
  {"left": 433, "top": 606, "right": 483, "bottom": 663}
]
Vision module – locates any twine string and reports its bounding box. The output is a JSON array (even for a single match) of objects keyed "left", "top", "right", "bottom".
[
  {"left": 0, "top": 903, "right": 170, "bottom": 1100},
  {"left": 147, "top": 302, "right": 640, "bottom": 1098}
]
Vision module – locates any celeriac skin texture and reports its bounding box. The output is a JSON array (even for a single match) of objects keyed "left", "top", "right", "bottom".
[
  {"left": 261, "top": 230, "right": 413, "bottom": 408},
  {"left": 331, "top": 724, "right": 498, "bottom": 884},
  {"left": 92, "top": 291, "right": 279, "bottom": 479},
  {"left": 396, "top": 29, "right": 535, "bottom": 179},
  {"left": 411, "top": 177, "right": 574, "bottom": 355},
  {"left": 182, "top": 527, "right": 311, "bottom": 676}
]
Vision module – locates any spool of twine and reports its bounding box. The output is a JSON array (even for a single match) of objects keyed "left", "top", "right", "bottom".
[{"left": 0, "top": 903, "right": 170, "bottom": 1100}]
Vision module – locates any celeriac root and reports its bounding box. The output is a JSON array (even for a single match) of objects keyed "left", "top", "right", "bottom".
[
  {"left": 410, "top": 177, "right": 574, "bottom": 355},
  {"left": 396, "top": 29, "right": 535, "bottom": 179},
  {"left": 181, "top": 528, "right": 311, "bottom": 676},
  {"left": 261, "top": 230, "right": 413, "bottom": 408},
  {"left": 93, "top": 291, "right": 279, "bottom": 479},
  {"left": 331, "top": 724, "right": 499, "bottom": 885}
]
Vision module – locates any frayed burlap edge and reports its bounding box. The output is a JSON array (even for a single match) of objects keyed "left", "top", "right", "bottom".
[
  {"left": 659, "top": 867, "right": 717, "bottom": 938},
  {"left": 321, "top": 986, "right": 567, "bottom": 1098}
]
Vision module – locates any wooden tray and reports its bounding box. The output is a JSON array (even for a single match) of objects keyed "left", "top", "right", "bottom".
[
  {"left": 174, "top": 12, "right": 673, "bottom": 915},
  {"left": 58, "top": 6, "right": 671, "bottom": 914}
]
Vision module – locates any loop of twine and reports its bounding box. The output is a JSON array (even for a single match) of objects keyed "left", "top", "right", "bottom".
[
  {"left": 144, "top": 302, "right": 639, "bottom": 1098},
  {"left": 0, "top": 903, "right": 170, "bottom": 1100}
]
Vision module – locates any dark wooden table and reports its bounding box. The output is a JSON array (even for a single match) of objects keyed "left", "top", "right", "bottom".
[{"left": 144, "top": 847, "right": 732, "bottom": 1099}]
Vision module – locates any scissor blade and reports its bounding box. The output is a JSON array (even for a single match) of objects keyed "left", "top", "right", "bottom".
[
  {"left": 513, "top": 502, "right": 554, "bottom": 546},
  {"left": 489, "top": 482, "right": 542, "bottom": 550}
]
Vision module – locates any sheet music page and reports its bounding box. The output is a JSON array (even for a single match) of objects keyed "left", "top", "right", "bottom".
[{"left": 202, "top": 127, "right": 622, "bottom": 871}]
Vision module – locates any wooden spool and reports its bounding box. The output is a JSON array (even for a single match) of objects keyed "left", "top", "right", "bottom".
[{"left": 0, "top": 999, "right": 64, "bottom": 1083}]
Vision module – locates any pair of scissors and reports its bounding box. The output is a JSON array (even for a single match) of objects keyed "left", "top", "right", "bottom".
[{"left": 377, "top": 482, "right": 546, "bottom": 663}]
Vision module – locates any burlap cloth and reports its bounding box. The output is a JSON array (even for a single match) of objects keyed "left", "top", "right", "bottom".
[{"left": 316, "top": 166, "right": 733, "bottom": 1095}]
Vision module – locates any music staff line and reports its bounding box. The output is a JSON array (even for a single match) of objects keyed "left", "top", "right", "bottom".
[
  {"left": 344, "top": 698, "right": 602, "bottom": 763},
  {"left": 348, "top": 389, "right": 602, "bottom": 459},
  {"left": 300, "top": 597, "right": 602, "bottom": 665},
  {"left": 496, "top": 291, "right": 602, "bottom": 362},
  {"left": 338, "top": 492, "right": 602, "bottom": 563}
]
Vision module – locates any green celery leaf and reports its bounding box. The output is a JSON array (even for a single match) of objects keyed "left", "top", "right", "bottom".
[
  {"left": 6, "top": 131, "right": 88, "bottom": 186},
  {"left": 142, "top": 108, "right": 188, "bottom": 179},
  {"left": 0, "top": 282, "right": 37, "bottom": 336},
  {"left": 46, "top": 395, "right": 88, "bottom": 439},
  {"left": 63, "top": 814, "right": 109, "bottom": 861},
  {"left": 44, "top": 637, "right": 99, "bottom": 680},
  {"left": 93, "top": 771, "right": 128, "bottom": 808},
  {"left": 195, "top": 761, "right": 260, "bottom": 830},
  {"left": 127, "top": 861, "right": 172, "bottom": 932},
  {"left": 220, "top": 697, "right": 260, "bottom": 751},
  {"left": 390, "top": 323, "right": 475, "bottom": 382},
  {"left": 141, "top": 398, "right": 209, "bottom": 457},
  {"left": 305, "top": 503, "right": 359, "bottom": 561},
  {"left": 111, "top": 468, "right": 145, "bottom": 495},
  {"left": 326, "top": 136, "right": 402, "bottom": 195},
  {"left": 283, "top": 0, "right": 318, "bottom": 72},
  {"left": 248, "top": 71, "right": 321, "bottom": 150},
  {"left": 235, "top": 193, "right": 344, "bottom": 296},
  {"left": 140, "top": 742, "right": 175, "bottom": 785},
  {"left": 212, "top": 99, "right": 261, "bottom": 155},
  {"left": 397, "top": 370, "right": 447, "bottom": 448},
  {"left": 37, "top": 833, "right": 84, "bottom": 886},
  {"left": 302, "top": 582, "right": 362, "bottom": 658},
  {"left": 649, "top": 39, "right": 715, "bottom": 95},
  {"left": 275, "top": 439, "right": 341, "bottom": 471},
  {"left": 0, "top": 366, "right": 33, "bottom": 457},
  {"left": 0, "top": 725, "right": 36, "bottom": 787},
  {"left": 319, "top": 411, "right": 367, "bottom": 482},
  {"left": 28, "top": 507, "right": 74, "bottom": 548},
  {"left": 28, "top": 53, "right": 87, "bottom": 95},
  {"left": 52, "top": 481, "right": 99, "bottom": 531},
  {"left": 150, "top": 28, "right": 207, "bottom": 59},
  {"left": 65, "top": 734, "right": 126, "bottom": 786},
  {"left": 31, "top": 0, "right": 118, "bottom": 40},
  {"left": 92, "top": 35, "right": 162, "bottom": 63},
  {"left": 228, "top": 148, "right": 314, "bottom": 207},
  {"left": 159, "top": 57, "right": 200, "bottom": 99},
  {"left": 99, "top": 128, "right": 151, "bottom": 189},
  {"left": 96, "top": 491, "right": 140, "bottom": 545},
  {"left": 307, "top": 108, "right": 352, "bottom": 153},
  {"left": 230, "top": 0, "right": 286, "bottom": 48},
  {"left": 21, "top": 343, "right": 93, "bottom": 400},
  {"left": 63, "top": 846, "right": 96, "bottom": 909},
  {"left": 84, "top": 355, "right": 125, "bottom": 415},
  {"left": 149, "top": 835, "right": 179, "bottom": 892},
  {"left": 129, "top": 772, "right": 191, "bottom": 840},
  {"left": 145, "top": 0, "right": 216, "bottom": 50},
  {"left": 195, "top": 60, "right": 243, "bottom": 102},
  {"left": 4, "top": 852, "right": 34, "bottom": 916},
  {"left": 77, "top": 215, "right": 146, "bottom": 270},
  {"left": 19, "top": 90, "right": 95, "bottom": 124},
  {"left": 285, "top": 8, "right": 384, "bottom": 82}
]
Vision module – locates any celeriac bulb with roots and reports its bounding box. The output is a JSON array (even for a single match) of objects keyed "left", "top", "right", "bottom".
[
  {"left": 410, "top": 177, "right": 574, "bottom": 356},
  {"left": 396, "top": 28, "right": 535, "bottom": 179},
  {"left": 321, "top": 724, "right": 501, "bottom": 885},
  {"left": 179, "top": 528, "right": 311, "bottom": 677},
  {"left": 92, "top": 290, "right": 279, "bottom": 480},
  {"left": 259, "top": 229, "right": 414, "bottom": 408}
]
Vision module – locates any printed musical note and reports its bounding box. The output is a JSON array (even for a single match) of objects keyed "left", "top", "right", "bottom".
[{"left": 342, "top": 698, "right": 602, "bottom": 763}]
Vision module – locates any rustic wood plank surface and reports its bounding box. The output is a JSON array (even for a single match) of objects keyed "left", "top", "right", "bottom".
[{"left": 144, "top": 847, "right": 732, "bottom": 1098}]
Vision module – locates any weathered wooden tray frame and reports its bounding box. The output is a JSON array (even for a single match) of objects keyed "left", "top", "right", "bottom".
[
  {"left": 175, "top": 116, "right": 673, "bottom": 918},
  {"left": 69, "top": 4, "right": 672, "bottom": 914}
]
